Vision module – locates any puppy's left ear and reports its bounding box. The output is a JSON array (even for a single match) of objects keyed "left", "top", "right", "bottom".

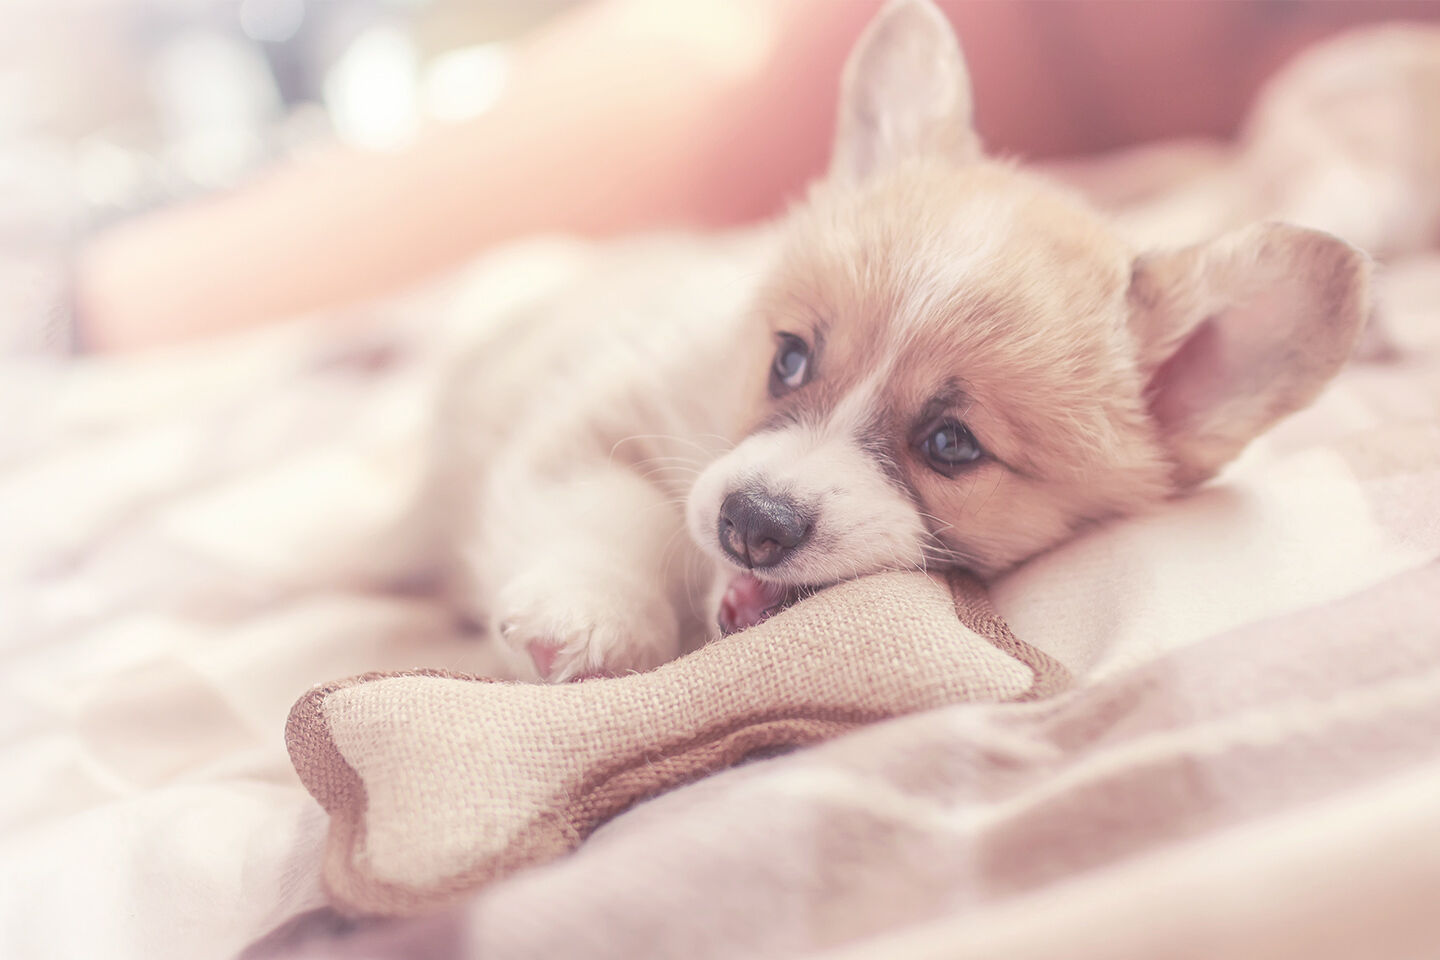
[
  {"left": 831, "top": 0, "right": 980, "bottom": 182},
  {"left": 1128, "top": 223, "right": 1370, "bottom": 488}
]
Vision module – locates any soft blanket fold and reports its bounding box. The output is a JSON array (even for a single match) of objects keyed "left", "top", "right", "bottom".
[{"left": 3, "top": 23, "right": 1440, "bottom": 960}]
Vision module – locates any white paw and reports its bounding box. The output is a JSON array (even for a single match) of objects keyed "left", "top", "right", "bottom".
[{"left": 492, "top": 571, "right": 680, "bottom": 682}]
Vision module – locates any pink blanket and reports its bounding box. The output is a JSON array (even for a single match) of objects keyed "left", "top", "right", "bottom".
[
  {"left": 3, "top": 24, "right": 1439, "bottom": 960},
  {"left": 256, "top": 26, "right": 1440, "bottom": 960}
]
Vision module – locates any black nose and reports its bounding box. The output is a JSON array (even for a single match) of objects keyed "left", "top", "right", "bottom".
[{"left": 717, "top": 490, "right": 811, "bottom": 569}]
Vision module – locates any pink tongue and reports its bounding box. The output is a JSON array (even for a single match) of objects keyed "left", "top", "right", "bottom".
[{"left": 718, "top": 574, "right": 792, "bottom": 635}]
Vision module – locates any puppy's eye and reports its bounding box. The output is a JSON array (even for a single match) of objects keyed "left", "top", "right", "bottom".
[
  {"left": 770, "top": 334, "right": 811, "bottom": 395},
  {"left": 918, "top": 419, "right": 984, "bottom": 474}
]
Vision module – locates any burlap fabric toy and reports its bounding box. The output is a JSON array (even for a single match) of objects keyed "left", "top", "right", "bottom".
[{"left": 286, "top": 571, "right": 1066, "bottom": 916}]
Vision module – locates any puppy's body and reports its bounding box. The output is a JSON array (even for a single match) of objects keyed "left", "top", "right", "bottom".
[
  {"left": 429, "top": 0, "right": 1369, "bottom": 682},
  {"left": 429, "top": 235, "right": 774, "bottom": 680}
]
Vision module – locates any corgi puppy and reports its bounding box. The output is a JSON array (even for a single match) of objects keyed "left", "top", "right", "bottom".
[{"left": 433, "top": 0, "right": 1368, "bottom": 682}]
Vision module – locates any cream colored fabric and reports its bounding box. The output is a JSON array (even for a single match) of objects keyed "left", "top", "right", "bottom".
[
  {"left": 819, "top": 755, "right": 1440, "bottom": 960},
  {"left": 291, "top": 572, "right": 1046, "bottom": 914},
  {"left": 3, "top": 24, "right": 1440, "bottom": 960},
  {"left": 262, "top": 563, "right": 1440, "bottom": 960}
]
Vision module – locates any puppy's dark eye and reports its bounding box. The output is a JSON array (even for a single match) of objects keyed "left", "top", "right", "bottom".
[
  {"left": 918, "top": 419, "right": 984, "bottom": 474},
  {"left": 770, "top": 334, "right": 811, "bottom": 395}
]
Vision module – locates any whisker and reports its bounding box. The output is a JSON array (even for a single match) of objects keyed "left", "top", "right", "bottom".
[
  {"left": 974, "top": 474, "right": 1003, "bottom": 518},
  {"left": 609, "top": 433, "right": 726, "bottom": 463}
]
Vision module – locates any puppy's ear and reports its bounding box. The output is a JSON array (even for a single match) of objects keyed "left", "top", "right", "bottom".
[
  {"left": 831, "top": 0, "right": 979, "bottom": 182},
  {"left": 1128, "top": 223, "right": 1370, "bottom": 488}
]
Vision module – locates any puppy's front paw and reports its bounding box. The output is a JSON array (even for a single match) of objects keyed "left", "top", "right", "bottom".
[{"left": 492, "top": 572, "right": 680, "bottom": 682}]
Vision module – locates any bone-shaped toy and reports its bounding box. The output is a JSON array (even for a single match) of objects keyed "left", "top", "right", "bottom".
[{"left": 286, "top": 571, "right": 1066, "bottom": 917}]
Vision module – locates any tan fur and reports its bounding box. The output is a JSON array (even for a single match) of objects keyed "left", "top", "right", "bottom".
[
  {"left": 439, "top": 0, "right": 1371, "bottom": 681},
  {"left": 688, "top": 0, "right": 1369, "bottom": 586},
  {"left": 757, "top": 161, "right": 1173, "bottom": 574}
]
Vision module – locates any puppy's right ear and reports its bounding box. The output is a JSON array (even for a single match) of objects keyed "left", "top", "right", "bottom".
[{"left": 830, "top": 0, "right": 980, "bottom": 182}]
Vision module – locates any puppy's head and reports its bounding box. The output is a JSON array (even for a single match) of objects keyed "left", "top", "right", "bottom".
[{"left": 686, "top": 0, "right": 1369, "bottom": 632}]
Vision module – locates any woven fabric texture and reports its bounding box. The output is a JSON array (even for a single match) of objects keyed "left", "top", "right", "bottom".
[{"left": 286, "top": 570, "right": 1059, "bottom": 916}]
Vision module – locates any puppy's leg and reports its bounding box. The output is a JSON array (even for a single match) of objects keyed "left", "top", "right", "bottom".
[{"left": 471, "top": 463, "right": 688, "bottom": 682}]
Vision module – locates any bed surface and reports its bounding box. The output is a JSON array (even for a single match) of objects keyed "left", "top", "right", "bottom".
[{"left": 5, "top": 26, "right": 1440, "bottom": 960}]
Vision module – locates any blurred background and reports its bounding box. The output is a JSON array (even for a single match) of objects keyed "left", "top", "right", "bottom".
[
  {"left": 3, "top": 0, "right": 1439, "bottom": 355},
  {"left": 0, "top": 0, "right": 576, "bottom": 342},
  {"left": 0, "top": 0, "right": 579, "bottom": 230}
]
